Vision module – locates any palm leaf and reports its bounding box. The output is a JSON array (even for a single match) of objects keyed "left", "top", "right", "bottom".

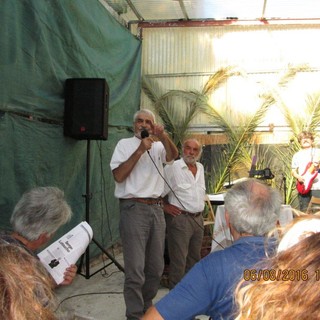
[
  {"left": 206, "top": 98, "right": 274, "bottom": 192},
  {"left": 305, "top": 93, "right": 320, "bottom": 131},
  {"left": 143, "top": 67, "right": 238, "bottom": 147},
  {"left": 154, "top": 89, "right": 209, "bottom": 147},
  {"left": 202, "top": 67, "right": 242, "bottom": 96},
  {"left": 141, "top": 75, "right": 163, "bottom": 105},
  {"left": 278, "top": 64, "right": 310, "bottom": 88}
]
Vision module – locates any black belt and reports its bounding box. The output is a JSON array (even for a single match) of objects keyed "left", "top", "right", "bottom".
[
  {"left": 120, "top": 197, "right": 163, "bottom": 206},
  {"left": 180, "top": 210, "right": 202, "bottom": 217}
]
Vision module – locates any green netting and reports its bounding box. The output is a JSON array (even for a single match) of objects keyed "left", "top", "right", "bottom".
[{"left": 0, "top": 0, "right": 141, "bottom": 256}]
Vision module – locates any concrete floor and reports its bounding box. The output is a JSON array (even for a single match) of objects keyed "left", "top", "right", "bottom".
[
  {"left": 55, "top": 251, "right": 159, "bottom": 320},
  {"left": 55, "top": 251, "right": 210, "bottom": 320}
]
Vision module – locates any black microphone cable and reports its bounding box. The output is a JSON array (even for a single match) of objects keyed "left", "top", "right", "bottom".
[
  {"left": 141, "top": 129, "right": 225, "bottom": 250},
  {"left": 141, "top": 129, "right": 191, "bottom": 210}
]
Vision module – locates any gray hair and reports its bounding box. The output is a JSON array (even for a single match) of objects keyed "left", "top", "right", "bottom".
[
  {"left": 133, "top": 109, "right": 155, "bottom": 123},
  {"left": 182, "top": 138, "right": 203, "bottom": 159},
  {"left": 10, "top": 187, "right": 72, "bottom": 241},
  {"left": 224, "top": 179, "right": 282, "bottom": 236}
]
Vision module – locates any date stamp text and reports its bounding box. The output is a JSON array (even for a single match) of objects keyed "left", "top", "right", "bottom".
[{"left": 243, "top": 269, "right": 320, "bottom": 281}]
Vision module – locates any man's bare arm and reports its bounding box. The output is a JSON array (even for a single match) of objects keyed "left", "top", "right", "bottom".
[
  {"left": 152, "top": 123, "right": 178, "bottom": 162},
  {"left": 158, "top": 132, "right": 179, "bottom": 162},
  {"left": 113, "top": 138, "right": 152, "bottom": 183},
  {"left": 141, "top": 306, "right": 164, "bottom": 320},
  {"left": 113, "top": 123, "right": 178, "bottom": 183},
  {"left": 292, "top": 168, "right": 304, "bottom": 183}
]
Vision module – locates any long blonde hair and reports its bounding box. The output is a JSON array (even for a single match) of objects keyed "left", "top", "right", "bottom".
[
  {"left": 235, "top": 215, "right": 320, "bottom": 320},
  {"left": 0, "top": 244, "right": 57, "bottom": 320}
]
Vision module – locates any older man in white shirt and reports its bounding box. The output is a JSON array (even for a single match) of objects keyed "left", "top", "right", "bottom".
[
  {"left": 162, "top": 138, "right": 206, "bottom": 289},
  {"left": 110, "top": 109, "right": 178, "bottom": 320}
]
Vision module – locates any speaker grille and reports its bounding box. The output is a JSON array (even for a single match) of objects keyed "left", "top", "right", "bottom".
[{"left": 64, "top": 78, "right": 108, "bottom": 140}]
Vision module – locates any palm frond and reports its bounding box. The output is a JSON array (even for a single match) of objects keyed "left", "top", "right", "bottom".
[
  {"left": 207, "top": 98, "right": 274, "bottom": 192},
  {"left": 204, "top": 105, "right": 236, "bottom": 140},
  {"left": 305, "top": 93, "right": 320, "bottom": 131},
  {"left": 155, "top": 89, "right": 210, "bottom": 146},
  {"left": 202, "top": 67, "right": 242, "bottom": 96},
  {"left": 141, "top": 75, "right": 163, "bottom": 104},
  {"left": 268, "top": 87, "right": 301, "bottom": 135},
  {"left": 258, "top": 64, "right": 310, "bottom": 137},
  {"left": 278, "top": 64, "right": 310, "bottom": 88}
]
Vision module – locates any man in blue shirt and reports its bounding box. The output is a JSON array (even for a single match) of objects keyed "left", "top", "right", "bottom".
[{"left": 142, "top": 178, "right": 282, "bottom": 320}]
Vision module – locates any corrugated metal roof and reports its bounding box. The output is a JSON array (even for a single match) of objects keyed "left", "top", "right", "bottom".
[{"left": 101, "top": 0, "right": 320, "bottom": 23}]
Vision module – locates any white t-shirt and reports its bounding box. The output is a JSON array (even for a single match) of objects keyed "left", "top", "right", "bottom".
[
  {"left": 162, "top": 158, "right": 206, "bottom": 213},
  {"left": 110, "top": 136, "right": 172, "bottom": 198},
  {"left": 292, "top": 148, "right": 320, "bottom": 190}
]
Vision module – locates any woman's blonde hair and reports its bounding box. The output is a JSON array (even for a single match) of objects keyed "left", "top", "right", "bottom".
[
  {"left": 0, "top": 244, "right": 57, "bottom": 320},
  {"left": 235, "top": 215, "right": 320, "bottom": 320}
]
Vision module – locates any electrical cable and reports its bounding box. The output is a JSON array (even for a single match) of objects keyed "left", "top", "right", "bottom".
[
  {"left": 56, "top": 291, "right": 123, "bottom": 311},
  {"left": 146, "top": 147, "right": 225, "bottom": 250},
  {"left": 55, "top": 270, "right": 123, "bottom": 313}
]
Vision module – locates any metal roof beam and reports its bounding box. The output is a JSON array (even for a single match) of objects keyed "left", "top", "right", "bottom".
[
  {"left": 178, "top": 0, "right": 190, "bottom": 20},
  {"left": 125, "top": 0, "right": 144, "bottom": 21}
]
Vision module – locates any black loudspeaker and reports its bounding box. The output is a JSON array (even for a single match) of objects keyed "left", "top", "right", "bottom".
[{"left": 64, "top": 78, "right": 108, "bottom": 140}]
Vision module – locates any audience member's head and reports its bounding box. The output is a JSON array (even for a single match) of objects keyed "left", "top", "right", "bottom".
[
  {"left": 235, "top": 215, "right": 320, "bottom": 320},
  {"left": 10, "top": 186, "right": 72, "bottom": 247},
  {"left": 224, "top": 178, "right": 282, "bottom": 239},
  {"left": 0, "top": 244, "right": 57, "bottom": 320},
  {"left": 277, "top": 214, "right": 320, "bottom": 252}
]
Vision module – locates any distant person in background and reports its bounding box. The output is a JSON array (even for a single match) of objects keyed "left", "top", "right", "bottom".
[
  {"left": 0, "top": 244, "right": 57, "bottom": 320},
  {"left": 235, "top": 215, "right": 320, "bottom": 320},
  {"left": 142, "top": 178, "right": 282, "bottom": 320},
  {"left": 110, "top": 109, "right": 178, "bottom": 320},
  {"left": 292, "top": 131, "right": 320, "bottom": 211},
  {"left": 0, "top": 186, "right": 77, "bottom": 287},
  {"left": 162, "top": 138, "right": 205, "bottom": 289}
]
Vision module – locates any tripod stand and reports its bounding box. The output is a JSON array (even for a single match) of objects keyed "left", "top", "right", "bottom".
[{"left": 78, "top": 139, "right": 124, "bottom": 279}]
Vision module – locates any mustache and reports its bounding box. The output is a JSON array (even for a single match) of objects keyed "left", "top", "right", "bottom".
[{"left": 184, "top": 155, "right": 197, "bottom": 163}]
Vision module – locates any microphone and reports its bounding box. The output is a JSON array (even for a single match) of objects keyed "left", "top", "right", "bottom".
[
  {"left": 141, "top": 129, "right": 150, "bottom": 154},
  {"left": 141, "top": 129, "right": 149, "bottom": 139}
]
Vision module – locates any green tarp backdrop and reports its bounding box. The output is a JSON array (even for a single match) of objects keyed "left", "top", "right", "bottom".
[{"left": 0, "top": 0, "right": 142, "bottom": 256}]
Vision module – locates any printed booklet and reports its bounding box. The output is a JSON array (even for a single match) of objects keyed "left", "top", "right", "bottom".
[{"left": 38, "top": 221, "right": 93, "bottom": 284}]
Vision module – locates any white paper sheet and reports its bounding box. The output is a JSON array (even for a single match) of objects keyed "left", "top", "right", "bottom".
[{"left": 37, "top": 221, "right": 93, "bottom": 285}]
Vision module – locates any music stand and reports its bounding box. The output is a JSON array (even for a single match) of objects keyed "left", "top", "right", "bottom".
[{"left": 77, "top": 140, "right": 124, "bottom": 279}]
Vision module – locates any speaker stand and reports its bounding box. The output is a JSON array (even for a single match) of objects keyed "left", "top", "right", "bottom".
[{"left": 77, "top": 140, "right": 124, "bottom": 279}]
